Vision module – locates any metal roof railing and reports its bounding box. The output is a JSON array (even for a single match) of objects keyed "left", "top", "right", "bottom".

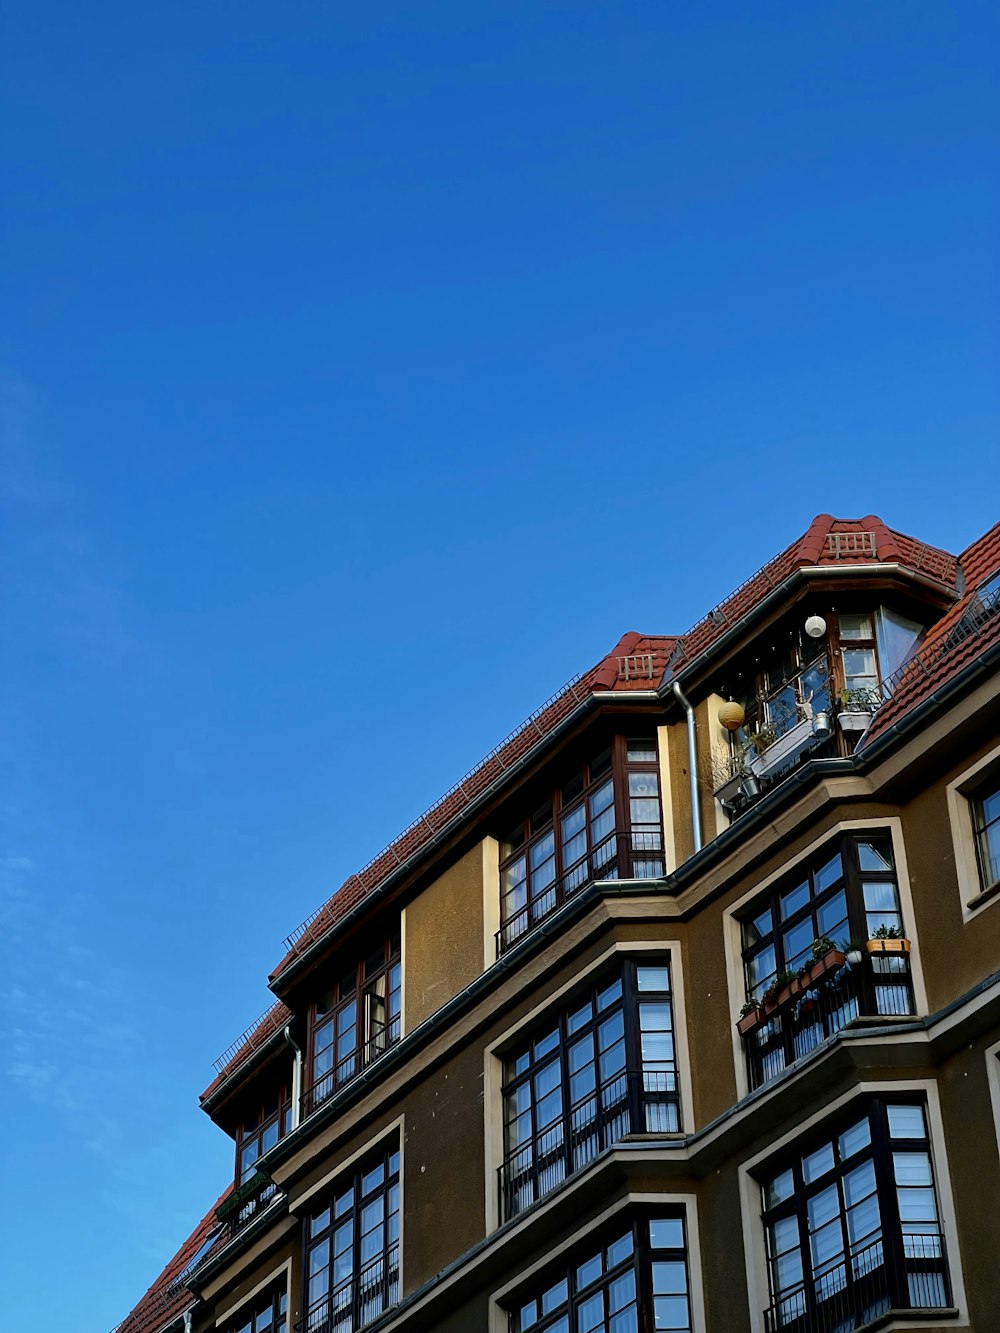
[{"left": 281, "top": 671, "right": 592, "bottom": 953}]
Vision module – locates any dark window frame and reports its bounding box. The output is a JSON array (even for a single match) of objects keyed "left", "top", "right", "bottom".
[
  {"left": 758, "top": 1096, "right": 951, "bottom": 1331},
  {"left": 737, "top": 832, "right": 914, "bottom": 1090},
  {"left": 229, "top": 1285, "right": 288, "bottom": 1333},
  {"left": 304, "top": 931, "right": 402, "bottom": 1117},
  {"left": 971, "top": 777, "right": 1000, "bottom": 896},
  {"left": 505, "top": 1209, "right": 693, "bottom": 1333},
  {"left": 301, "top": 1139, "right": 401, "bottom": 1333},
  {"left": 499, "top": 958, "right": 681, "bottom": 1221},
  {"left": 237, "top": 1087, "right": 292, "bottom": 1186},
  {"left": 498, "top": 736, "right": 665, "bottom": 952}
]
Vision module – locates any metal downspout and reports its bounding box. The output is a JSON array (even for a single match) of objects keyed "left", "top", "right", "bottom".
[
  {"left": 283, "top": 1023, "right": 302, "bottom": 1130},
  {"left": 671, "top": 681, "right": 703, "bottom": 853}
]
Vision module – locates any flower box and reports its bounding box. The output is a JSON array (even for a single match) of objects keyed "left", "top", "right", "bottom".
[
  {"left": 866, "top": 936, "right": 910, "bottom": 955},
  {"left": 806, "top": 948, "right": 846, "bottom": 983},
  {"left": 750, "top": 717, "right": 818, "bottom": 778},
  {"left": 838, "top": 710, "right": 872, "bottom": 733},
  {"left": 714, "top": 773, "right": 744, "bottom": 805},
  {"left": 737, "top": 1008, "right": 765, "bottom": 1035}
]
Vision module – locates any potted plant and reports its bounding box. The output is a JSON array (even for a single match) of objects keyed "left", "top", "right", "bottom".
[
  {"left": 805, "top": 936, "right": 846, "bottom": 982},
  {"left": 865, "top": 924, "right": 911, "bottom": 955},
  {"left": 836, "top": 687, "right": 879, "bottom": 733},
  {"left": 841, "top": 939, "right": 864, "bottom": 967},
  {"left": 736, "top": 997, "right": 762, "bottom": 1035},
  {"left": 709, "top": 746, "right": 751, "bottom": 806}
]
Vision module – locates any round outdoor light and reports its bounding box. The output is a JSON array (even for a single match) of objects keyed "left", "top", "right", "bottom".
[
  {"left": 804, "top": 614, "right": 827, "bottom": 639},
  {"left": 718, "top": 700, "right": 745, "bottom": 732}
]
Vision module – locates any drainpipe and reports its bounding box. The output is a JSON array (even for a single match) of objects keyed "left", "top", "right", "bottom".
[
  {"left": 671, "top": 681, "right": 702, "bottom": 853},
  {"left": 182, "top": 1311, "right": 193, "bottom": 1333},
  {"left": 283, "top": 1023, "right": 302, "bottom": 1130}
]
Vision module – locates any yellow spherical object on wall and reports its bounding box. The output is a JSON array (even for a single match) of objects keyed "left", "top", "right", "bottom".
[{"left": 718, "top": 700, "right": 746, "bottom": 732}]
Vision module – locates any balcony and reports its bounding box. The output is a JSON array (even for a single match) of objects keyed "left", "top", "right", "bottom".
[
  {"left": 496, "top": 828, "right": 664, "bottom": 956},
  {"left": 498, "top": 1067, "right": 679, "bottom": 1221},
  {"left": 217, "top": 1172, "right": 283, "bottom": 1242},
  {"left": 301, "top": 1015, "right": 402, "bottom": 1120},
  {"left": 741, "top": 950, "right": 914, "bottom": 1092},
  {"left": 296, "top": 1242, "right": 400, "bottom": 1333},
  {"left": 764, "top": 1232, "right": 951, "bottom": 1332}
]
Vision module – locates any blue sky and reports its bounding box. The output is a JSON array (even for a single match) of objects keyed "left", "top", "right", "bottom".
[{"left": 1, "top": 3, "right": 998, "bottom": 1329}]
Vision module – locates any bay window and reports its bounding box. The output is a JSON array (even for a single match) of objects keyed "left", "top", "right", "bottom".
[
  {"left": 500, "top": 960, "right": 680, "bottom": 1220},
  {"left": 498, "top": 738, "right": 664, "bottom": 953},
  {"left": 759, "top": 1099, "right": 950, "bottom": 1330},
  {"left": 302, "top": 1140, "right": 400, "bottom": 1333},
  {"left": 506, "top": 1212, "right": 693, "bottom": 1333},
  {"left": 738, "top": 834, "right": 914, "bottom": 1090},
  {"left": 305, "top": 932, "right": 402, "bottom": 1116}
]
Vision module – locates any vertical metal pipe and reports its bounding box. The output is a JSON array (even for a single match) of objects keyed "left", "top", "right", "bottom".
[
  {"left": 283, "top": 1023, "right": 302, "bottom": 1130},
  {"left": 671, "top": 681, "right": 703, "bottom": 853}
]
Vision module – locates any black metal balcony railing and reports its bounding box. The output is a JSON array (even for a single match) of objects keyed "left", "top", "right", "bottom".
[
  {"left": 764, "top": 1231, "right": 950, "bottom": 1332},
  {"left": 301, "top": 1016, "right": 402, "bottom": 1119},
  {"left": 498, "top": 1068, "right": 679, "bottom": 1221},
  {"left": 220, "top": 1173, "right": 283, "bottom": 1241},
  {"left": 744, "top": 954, "right": 914, "bottom": 1092},
  {"left": 296, "top": 1243, "right": 400, "bottom": 1333},
  {"left": 496, "top": 828, "right": 665, "bottom": 956}
]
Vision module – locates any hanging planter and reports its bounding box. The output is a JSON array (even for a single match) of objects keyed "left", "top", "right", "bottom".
[{"left": 838, "top": 710, "right": 872, "bottom": 734}]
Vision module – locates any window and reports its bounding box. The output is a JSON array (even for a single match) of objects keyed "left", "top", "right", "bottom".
[
  {"left": 238, "top": 1089, "right": 292, "bottom": 1185},
  {"left": 506, "top": 1213, "right": 693, "bottom": 1333},
  {"left": 303, "top": 1140, "right": 400, "bottom": 1332},
  {"left": 499, "top": 738, "right": 664, "bottom": 952},
  {"left": 759, "top": 1099, "right": 950, "bottom": 1330},
  {"left": 230, "top": 1287, "right": 288, "bottom": 1333},
  {"left": 837, "top": 615, "right": 881, "bottom": 699},
  {"left": 306, "top": 932, "right": 402, "bottom": 1116},
  {"left": 500, "top": 961, "right": 680, "bottom": 1220},
  {"left": 738, "top": 835, "right": 913, "bottom": 1090},
  {"left": 972, "top": 779, "right": 1000, "bottom": 896}
]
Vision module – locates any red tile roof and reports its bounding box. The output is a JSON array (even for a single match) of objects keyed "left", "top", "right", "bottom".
[
  {"left": 111, "top": 1187, "right": 231, "bottom": 1333},
  {"left": 205, "top": 513, "right": 973, "bottom": 1095},
  {"left": 861, "top": 521, "right": 1000, "bottom": 747}
]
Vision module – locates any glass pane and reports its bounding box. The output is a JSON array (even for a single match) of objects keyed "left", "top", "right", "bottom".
[
  {"left": 817, "top": 889, "right": 848, "bottom": 939},
  {"left": 847, "top": 1194, "right": 881, "bottom": 1247},
  {"left": 815, "top": 855, "right": 843, "bottom": 893},
  {"left": 782, "top": 918, "right": 816, "bottom": 970},
  {"left": 628, "top": 771, "right": 659, "bottom": 797},
  {"left": 652, "top": 1261, "right": 687, "bottom": 1295},
  {"left": 898, "top": 1188, "right": 938, "bottom": 1222},
  {"left": 627, "top": 739, "right": 657, "bottom": 761},
  {"left": 802, "top": 1142, "right": 835, "bottom": 1183},
  {"left": 575, "top": 1253, "right": 603, "bottom": 1288},
  {"left": 637, "top": 965, "right": 670, "bottom": 992},
  {"left": 894, "top": 1152, "right": 932, "bottom": 1186},
  {"left": 766, "top": 1168, "right": 795, "bottom": 1208},
  {"left": 745, "top": 908, "right": 773, "bottom": 945},
  {"left": 650, "top": 1218, "right": 684, "bottom": 1249},
  {"left": 606, "top": 1232, "right": 634, "bottom": 1266},
  {"left": 862, "top": 881, "right": 898, "bottom": 911},
  {"left": 839, "top": 1118, "right": 871, "bottom": 1158},
  {"left": 542, "top": 1279, "right": 568, "bottom": 1313},
  {"left": 807, "top": 1183, "right": 840, "bottom": 1231},
  {"left": 839, "top": 614, "right": 873, "bottom": 639},
  {"left": 857, "top": 841, "right": 894, "bottom": 872},
  {"left": 652, "top": 1294, "right": 690, "bottom": 1329},
  {"left": 888, "top": 1104, "right": 926, "bottom": 1140},
  {"left": 780, "top": 882, "right": 810, "bottom": 920},
  {"left": 843, "top": 1160, "right": 876, "bottom": 1207}
]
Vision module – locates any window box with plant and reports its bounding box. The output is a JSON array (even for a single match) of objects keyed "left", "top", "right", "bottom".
[
  {"left": 835, "top": 686, "right": 880, "bottom": 733},
  {"left": 736, "top": 835, "right": 915, "bottom": 1089},
  {"left": 865, "top": 924, "right": 911, "bottom": 955}
]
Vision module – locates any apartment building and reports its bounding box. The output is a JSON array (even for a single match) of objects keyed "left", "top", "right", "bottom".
[{"left": 112, "top": 512, "right": 1000, "bottom": 1333}]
